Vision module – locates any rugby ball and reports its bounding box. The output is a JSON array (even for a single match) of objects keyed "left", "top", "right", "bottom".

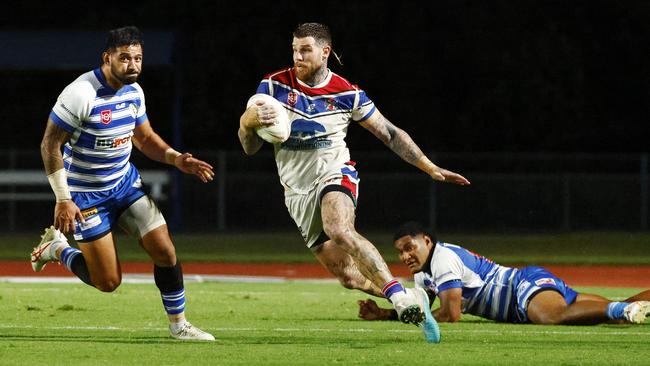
[{"left": 246, "top": 93, "right": 291, "bottom": 144}]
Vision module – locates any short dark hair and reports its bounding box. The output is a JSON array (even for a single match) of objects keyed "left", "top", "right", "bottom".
[
  {"left": 293, "top": 23, "right": 332, "bottom": 47},
  {"left": 393, "top": 221, "right": 437, "bottom": 243},
  {"left": 105, "top": 26, "right": 143, "bottom": 52}
]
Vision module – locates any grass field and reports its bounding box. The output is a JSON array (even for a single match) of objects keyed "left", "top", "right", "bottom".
[
  {"left": 3, "top": 230, "right": 650, "bottom": 264},
  {"left": 1, "top": 281, "right": 649, "bottom": 365}
]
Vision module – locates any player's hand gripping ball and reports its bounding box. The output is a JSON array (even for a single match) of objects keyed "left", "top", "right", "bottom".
[{"left": 246, "top": 93, "right": 291, "bottom": 144}]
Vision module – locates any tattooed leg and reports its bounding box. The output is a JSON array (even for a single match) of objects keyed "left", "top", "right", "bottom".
[
  {"left": 320, "top": 191, "right": 395, "bottom": 290},
  {"left": 313, "top": 239, "right": 383, "bottom": 297}
]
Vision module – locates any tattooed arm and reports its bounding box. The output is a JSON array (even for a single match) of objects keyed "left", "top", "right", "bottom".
[
  {"left": 238, "top": 104, "right": 265, "bottom": 155},
  {"left": 238, "top": 101, "right": 280, "bottom": 155},
  {"left": 360, "top": 110, "right": 470, "bottom": 185}
]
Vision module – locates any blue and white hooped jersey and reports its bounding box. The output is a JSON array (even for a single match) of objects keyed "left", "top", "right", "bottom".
[
  {"left": 414, "top": 242, "right": 520, "bottom": 322},
  {"left": 255, "top": 68, "right": 375, "bottom": 194},
  {"left": 50, "top": 68, "right": 148, "bottom": 192}
]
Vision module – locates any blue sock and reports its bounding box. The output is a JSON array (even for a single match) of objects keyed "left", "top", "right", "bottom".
[
  {"left": 382, "top": 280, "right": 406, "bottom": 300},
  {"left": 60, "top": 247, "right": 81, "bottom": 271},
  {"left": 60, "top": 247, "right": 92, "bottom": 286},
  {"left": 606, "top": 302, "right": 629, "bottom": 319},
  {"left": 161, "top": 289, "right": 186, "bottom": 315}
]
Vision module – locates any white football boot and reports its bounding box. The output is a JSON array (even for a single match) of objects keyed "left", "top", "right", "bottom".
[
  {"left": 169, "top": 322, "right": 215, "bottom": 341},
  {"left": 393, "top": 288, "right": 425, "bottom": 325},
  {"left": 413, "top": 287, "right": 441, "bottom": 343},
  {"left": 30, "top": 226, "right": 69, "bottom": 272},
  {"left": 623, "top": 301, "right": 650, "bottom": 324}
]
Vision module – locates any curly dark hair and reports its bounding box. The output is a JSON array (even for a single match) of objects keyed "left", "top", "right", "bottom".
[
  {"left": 105, "top": 26, "right": 143, "bottom": 52},
  {"left": 393, "top": 221, "right": 437, "bottom": 243},
  {"left": 293, "top": 22, "right": 332, "bottom": 47}
]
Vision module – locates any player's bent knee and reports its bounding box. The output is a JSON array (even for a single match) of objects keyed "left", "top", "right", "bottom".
[
  {"left": 152, "top": 246, "right": 177, "bottom": 267},
  {"left": 323, "top": 226, "right": 355, "bottom": 248},
  {"left": 140, "top": 229, "right": 178, "bottom": 266},
  {"left": 94, "top": 278, "right": 122, "bottom": 292},
  {"left": 337, "top": 274, "right": 358, "bottom": 290}
]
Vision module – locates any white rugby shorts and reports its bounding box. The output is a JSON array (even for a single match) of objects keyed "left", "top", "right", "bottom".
[{"left": 284, "top": 161, "right": 359, "bottom": 248}]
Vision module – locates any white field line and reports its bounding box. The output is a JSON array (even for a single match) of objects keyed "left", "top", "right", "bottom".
[
  {"left": 0, "top": 274, "right": 339, "bottom": 284},
  {"left": 0, "top": 324, "right": 648, "bottom": 337}
]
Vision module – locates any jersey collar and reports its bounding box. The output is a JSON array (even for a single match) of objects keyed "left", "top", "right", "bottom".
[
  {"left": 422, "top": 241, "right": 438, "bottom": 276},
  {"left": 296, "top": 68, "right": 332, "bottom": 89},
  {"left": 93, "top": 68, "right": 116, "bottom": 92}
]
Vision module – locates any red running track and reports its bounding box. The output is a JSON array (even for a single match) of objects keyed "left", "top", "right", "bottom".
[{"left": 2, "top": 261, "right": 650, "bottom": 288}]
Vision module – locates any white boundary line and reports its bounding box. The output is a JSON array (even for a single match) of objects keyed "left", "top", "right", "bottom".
[
  {"left": 0, "top": 324, "right": 648, "bottom": 336},
  {"left": 0, "top": 274, "right": 339, "bottom": 284}
]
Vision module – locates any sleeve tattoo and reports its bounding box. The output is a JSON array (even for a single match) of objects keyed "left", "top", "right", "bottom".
[{"left": 380, "top": 116, "right": 426, "bottom": 167}]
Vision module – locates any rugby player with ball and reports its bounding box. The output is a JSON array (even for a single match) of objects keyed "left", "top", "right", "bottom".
[{"left": 239, "top": 22, "right": 470, "bottom": 343}]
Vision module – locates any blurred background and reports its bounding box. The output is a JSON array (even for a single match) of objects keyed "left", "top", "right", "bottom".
[{"left": 1, "top": 0, "right": 649, "bottom": 235}]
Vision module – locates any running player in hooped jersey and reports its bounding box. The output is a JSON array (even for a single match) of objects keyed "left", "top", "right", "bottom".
[
  {"left": 238, "top": 22, "right": 469, "bottom": 342},
  {"left": 357, "top": 222, "right": 650, "bottom": 326},
  {"left": 31, "top": 26, "right": 215, "bottom": 341}
]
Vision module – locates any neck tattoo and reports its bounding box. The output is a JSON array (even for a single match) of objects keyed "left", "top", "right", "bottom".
[{"left": 304, "top": 66, "right": 328, "bottom": 87}]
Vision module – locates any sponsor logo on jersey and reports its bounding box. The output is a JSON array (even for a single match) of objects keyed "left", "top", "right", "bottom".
[
  {"left": 423, "top": 278, "right": 439, "bottom": 295},
  {"left": 77, "top": 214, "right": 102, "bottom": 231},
  {"left": 517, "top": 280, "right": 531, "bottom": 293},
  {"left": 288, "top": 119, "right": 326, "bottom": 138},
  {"left": 95, "top": 133, "right": 133, "bottom": 149},
  {"left": 132, "top": 177, "right": 142, "bottom": 188},
  {"left": 129, "top": 103, "right": 138, "bottom": 118},
  {"left": 115, "top": 102, "right": 127, "bottom": 109},
  {"left": 325, "top": 98, "right": 338, "bottom": 111},
  {"left": 100, "top": 109, "right": 112, "bottom": 124},
  {"left": 281, "top": 119, "right": 332, "bottom": 150},
  {"left": 81, "top": 207, "right": 98, "bottom": 219},
  {"left": 287, "top": 92, "right": 298, "bottom": 107},
  {"left": 534, "top": 278, "right": 557, "bottom": 286}
]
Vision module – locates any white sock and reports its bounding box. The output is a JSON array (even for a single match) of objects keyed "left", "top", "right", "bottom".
[
  {"left": 50, "top": 240, "right": 69, "bottom": 260},
  {"left": 170, "top": 319, "right": 189, "bottom": 333},
  {"left": 389, "top": 289, "right": 409, "bottom": 305}
]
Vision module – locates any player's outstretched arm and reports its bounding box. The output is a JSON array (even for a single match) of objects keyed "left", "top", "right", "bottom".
[
  {"left": 357, "top": 299, "right": 398, "bottom": 321},
  {"left": 133, "top": 120, "right": 214, "bottom": 183},
  {"left": 360, "top": 110, "right": 470, "bottom": 186}
]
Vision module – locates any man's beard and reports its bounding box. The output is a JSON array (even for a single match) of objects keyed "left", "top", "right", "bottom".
[
  {"left": 294, "top": 65, "right": 312, "bottom": 81},
  {"left": 117, "top": 73, "right": 139, "bottom": 85},
  {"left": 112, "top": 65, "right": 139, "bottom": 85},
  {"left": 295, "top": 64, "right": 323, "bottom": 85}
]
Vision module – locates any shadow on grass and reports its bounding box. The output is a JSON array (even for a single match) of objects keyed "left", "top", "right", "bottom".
[
  {"left": 1, "top": 333, "right": 424, "bottom": 346},
  {"left": 0, "top": 334, "right": 210, "bottom": 345}
]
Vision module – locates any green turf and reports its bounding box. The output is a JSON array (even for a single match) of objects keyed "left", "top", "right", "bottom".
[
  {"left": 3, "top": 231, "right": 650, "bottom": 265},
  {"left": 1, "top": 282, "right": 648, "bottom": 365}
]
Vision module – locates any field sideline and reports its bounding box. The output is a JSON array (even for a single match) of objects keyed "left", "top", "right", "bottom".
[
  {"left": 2, "top": 261, "right": 650, "bottom": 288},
  {"left": 3, "top": 231, "right": 650, "bottom": 265}
]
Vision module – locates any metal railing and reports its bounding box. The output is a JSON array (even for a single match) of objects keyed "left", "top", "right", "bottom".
[{"left": 1, "top": 150, "right": 648, "bottom": 233}]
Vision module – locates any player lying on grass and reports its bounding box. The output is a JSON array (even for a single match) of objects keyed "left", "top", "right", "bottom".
[
  {"left": 357, "top": 222, "right": 650, "bottom": 325},
  {"left": 31, "top": 26, "right": 214, "bottom": 341}
]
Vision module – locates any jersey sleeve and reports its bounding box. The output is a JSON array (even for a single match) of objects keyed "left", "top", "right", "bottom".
[
  {"left": 413, "top": 272, "right": 426, "bottom": 289},
  {"left": 49, "top": 83, "right": 91, "bottom": 132},
  {"left": 351, "top": 88, "right": 376, "bottom": 122},
  {"left": 134, "top": 83, "right": 148, "bottom": 126},
  {"left": 432, "top": 249, "right": 464, "bottom": 292},
  {"left": 255, "top": 79, "right": 272, "bottom": 96}
]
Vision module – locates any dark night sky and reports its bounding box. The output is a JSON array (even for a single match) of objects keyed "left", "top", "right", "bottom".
[{"left": 1, "top": 0, "right": 649, "bottom": 154}]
